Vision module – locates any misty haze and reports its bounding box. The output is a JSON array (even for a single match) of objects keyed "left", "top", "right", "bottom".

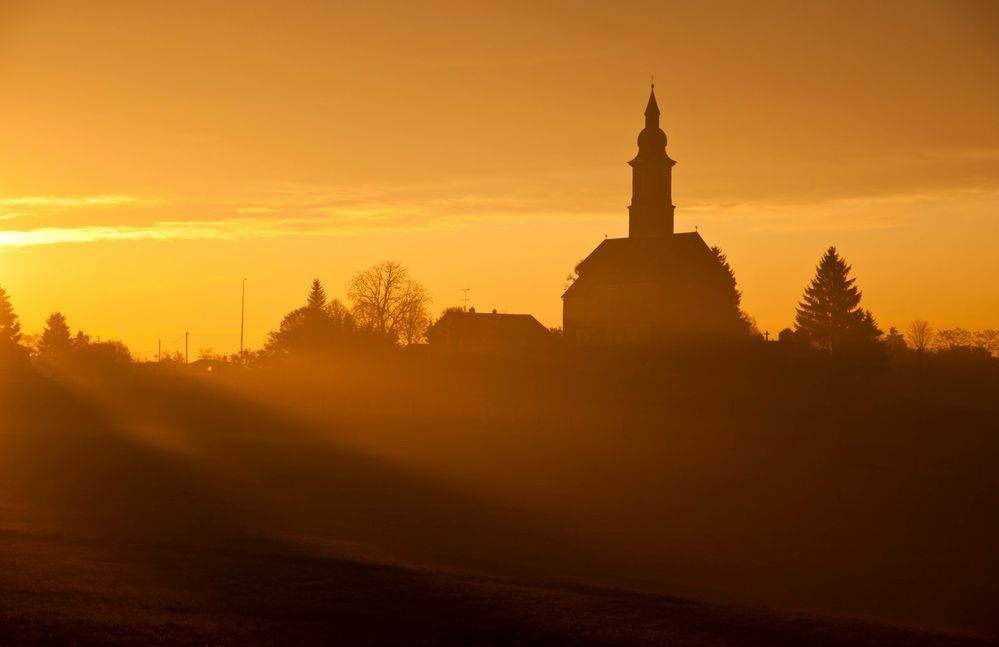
[{"left": 2, "top": 2, "right": 998, "bottom": 646}]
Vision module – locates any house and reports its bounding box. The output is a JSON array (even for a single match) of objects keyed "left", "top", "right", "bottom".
[
  {"left": 427, "top": 309, "right": 551, "bottom": 353},
  {"left": 562, "top": 86, "right": 745, "bottom": 345}
]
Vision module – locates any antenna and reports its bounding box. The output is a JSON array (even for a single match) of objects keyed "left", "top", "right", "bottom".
[
  {"left": 461, "top": 288, "right": 471, "bottom": 312},
  {"left": 240, "top": 277, "right": 246, "bottom": 356}
]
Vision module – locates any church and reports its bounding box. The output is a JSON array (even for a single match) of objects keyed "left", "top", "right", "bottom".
[{"left": 561, "top": 87, "right": 746, "bottom": 345}]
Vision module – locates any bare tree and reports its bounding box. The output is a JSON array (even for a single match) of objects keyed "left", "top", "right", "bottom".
[
  {"left": 348, "top": 261, "right": 431, "bottom": 345},
  {"left": 934, "top": 327, "right": 999, "bottom": 357},
  {"left": 906, "top": 319, "right": 934, "bottom": 353}
]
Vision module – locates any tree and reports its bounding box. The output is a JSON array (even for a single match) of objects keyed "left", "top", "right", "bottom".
[
  {"left": 37, "top": 312, "right": 73, "bottom": 363},
  {"left": 306, "top": 278, "right": 327, "bottom": 309},
  {"left": 935, "top": 327, "right": 972, "bottom": 351},
  {"left": 75, "top": 339, "right": 133, "bottom": 368},
  {"left": 348, "top": 261, "right": 431, "bottom": 345},
  {"left": 906, "top": 319, "right": 934, "bottom": 353},
  {"left": 934, "top": 327, "right": 999, "bottom": 357},
  {"left": 710, "top": 246, "right": 742, "bottom": 311},
  {"left": 976, "top": 329, "right": 999, "bottom": 357},
  {"left": 563, "top": 260, "right": 583, "bottom": 291},
  {"left": 884, "top": 326, "right": 906, "bottom": 355},
  {"left": 794, "top": 247, "right": 879, "bottom": 352},
  {"left": 708, "top": 246, "right": 752, "bottom": 336},
  {"left": 0, "top": 286, "right": 23, "bottom": 345},
  {"left": 325, "top": 298, "right": 355, "bottom": 330},
  {"left": 266, "top": 280, "right": 357, "bottom": 355},
  {"left": 0, "top": 286, "right": 29, "bottom": 370}
]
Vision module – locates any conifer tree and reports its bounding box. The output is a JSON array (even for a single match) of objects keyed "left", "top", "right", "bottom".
[
  {"left": 708, "top": 246, "right": 751, "bottom": 335},
  {"left": 306, "top": 279, "right": 327, "bottom": 310},
  {"left": 266, "top": 280, "right": 358, "bottom": 354},
  {"left": 0, "top": 286, "right": 22, "bottom": 344},
  {"left": 38, "top": 312, "right": 73, "bottom": 361},
  {"left": 795, "top": 247, "right": 878, "bottom": 352},
  {"left": 710, "top": 246, "right": 742, "bottom": 312}
]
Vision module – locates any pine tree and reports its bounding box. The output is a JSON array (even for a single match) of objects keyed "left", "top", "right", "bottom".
[
  {"left": 0, "top": 286, "right": 22, "bottom": 344},
  {"left": 38, "top": 312, "right": 73, "bottom": 361},
  {"left": 265, "top": 280, "right": 353, "bottom": 355},
  {"left": 708, "top": 246, "right": 750, "bottom": 335},
  {"left": 710, "top": 246, "right": 742, "bottom": 312},
  {"left": 795, "top": 247, "right": 876, "bottom": 352},
  {"left": 306, "top": 279, "right": 327, "bottom": 310}
]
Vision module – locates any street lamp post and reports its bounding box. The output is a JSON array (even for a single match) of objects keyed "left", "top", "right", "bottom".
[{"left": 240, "top": 277, "right": 246, "bottom": 358}]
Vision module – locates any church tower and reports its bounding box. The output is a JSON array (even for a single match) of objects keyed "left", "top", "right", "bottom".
[{"left": 628, "top": 86, "right": 676, "bottom": 238}]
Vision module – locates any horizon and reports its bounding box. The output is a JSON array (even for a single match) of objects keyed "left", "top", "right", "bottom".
[{"left": 2, "top": 0, "right": 998, "bottom": 356}]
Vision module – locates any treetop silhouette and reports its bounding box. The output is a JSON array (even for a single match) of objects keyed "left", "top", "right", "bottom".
[
  {"left": 306, "top": 278, "right": 328, "bottom": 310},
  {"left": 38, "top": 312, "right": 73, "bottom": 363},
  {"left": 348, "top": 261, "right": 431, "bottom": 346},
  {"left": 266, "top": 279, "right": 357, "bottom": 355},
  {"left": 795, "top": 246, "right": 881, "bottom": 353},
  {"left": 0, "top": 285, "right": 23, "bottom": 345}
]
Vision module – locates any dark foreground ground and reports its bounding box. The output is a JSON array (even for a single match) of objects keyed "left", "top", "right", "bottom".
[
  {"left": 2, "top": 348, "right": 998, "bottom": 645},
  {"left": 0, "top": 528, "right": 994, "bottom": 647}
]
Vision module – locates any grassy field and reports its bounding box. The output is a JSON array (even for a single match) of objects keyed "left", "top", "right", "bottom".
[{"left": 2, "top": 349, "right": 997, "bottom": 644}]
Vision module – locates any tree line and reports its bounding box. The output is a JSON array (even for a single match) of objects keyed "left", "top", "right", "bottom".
[
  {"left": 0, "top": 260, "right": 432, "bottom": 371},
  {"left": 775, "top": 246, "right": 998, "bottom": 361},
  {"left": 264, "top": 260, "right": 431, "bottom": 356},
  {"left": 1, "top": 249, "right": 996, "bottom": 374}
]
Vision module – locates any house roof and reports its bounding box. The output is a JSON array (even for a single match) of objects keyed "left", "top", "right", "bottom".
[
  {"left": 562, "top": 232, "right": 713, "bottom": 299},
  {"left": 427, "top": 310, "right": 550, "bottom": 343}
]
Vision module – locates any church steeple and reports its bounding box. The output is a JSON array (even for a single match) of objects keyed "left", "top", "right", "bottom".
[
  {"left": 629, "top": 84, "right": 676, "bottom": 238},
  {"left": 644, "top": 86, "right": 660, "bottom": 127}
]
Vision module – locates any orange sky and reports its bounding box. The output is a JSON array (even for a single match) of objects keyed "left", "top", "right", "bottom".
[{"left": 1, "top": 0, "right": 997, "bottom": 357}]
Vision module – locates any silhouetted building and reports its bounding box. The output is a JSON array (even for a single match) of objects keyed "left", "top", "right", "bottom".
[
  {"left": 562, "top": 86, "right": 745, "bottom": 345},
  {"left": 427, "top": 310, "right": 551, "bottom": 353}
]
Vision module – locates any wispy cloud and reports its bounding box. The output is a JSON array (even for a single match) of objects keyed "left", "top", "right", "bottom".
[
  {"left": 1, "top": 183, "right": 996, "bottom": 249},
  {"left": 0, "top": 194, "right": 151, "bottom": 207},
  {"left": 0, "top": 209, "right": 619, "bottom": 249},
  {"left": 682, "top": 188, "right": 999, "bottom": 233}
]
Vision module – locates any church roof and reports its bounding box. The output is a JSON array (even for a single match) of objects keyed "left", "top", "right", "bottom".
[{"left": 561, "top": 232, "right": 712, "bottom": 299}]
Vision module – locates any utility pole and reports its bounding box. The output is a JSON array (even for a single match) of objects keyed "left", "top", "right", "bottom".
[
  {"left": 240, "top": 277, "right": 246, "bottom": 357},
  {"left": 185, "top": 332, "right": 190, "bottom": 364},
  {"left": 158, "top": 339, "right": 161, "bottom": 362},
  {"left": 461, "top": 288, "right": 470, "bottom": 312}
]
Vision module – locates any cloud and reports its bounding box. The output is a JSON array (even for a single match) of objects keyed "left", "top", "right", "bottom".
[
  {"left": 0, "top": 194, "right": 151, "bottom": 207},
  {"left": 0, "top": 207, "right": 620, "bottom": 249},
  {"left": 682, "top": 187, "right": 999, "bottom": 233},
  {"left": 1, "top": 182, "right": 996, "bottom": 248}
]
